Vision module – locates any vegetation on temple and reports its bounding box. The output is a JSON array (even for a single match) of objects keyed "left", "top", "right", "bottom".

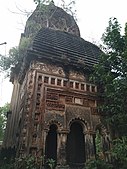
[
  {"left": 0, "top": 1, "right": 127, "bottom": 168},
  {"left": 0, "top": 0, "right": 76, "bottom": 75}
]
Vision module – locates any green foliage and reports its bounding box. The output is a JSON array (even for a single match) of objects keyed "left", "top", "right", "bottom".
[
  {"left": 19, "top": 37, "right": 32, "bottom": 52},
  {"left": 0, "top": 0, "right": 77, "bottom": 74},
  {"left": 0, "top": 103, "right": 9, "bottom": 140},
  {"left": 90, "top": 17, "right": 127, "bottom": 169},
  {"left": 92, "top": 18, "right": 127, "bottom": 136},
  {"left": 0, "top": 47, "right": 19, "bottom": 73},
  {"left": 14, "top": 155, "right": 40, "bottom": 169},
  {"left": 25, "top": 20, "right": 42, "bottom": 38},
  {"left": 95, "top": 130, "right": 102, "bottom": 154},
  {"left": 111, "top": 136, "right": 127, "bottom": 169},
  {"left": 0, "top": 157, "right": 14, "bottom": 169},
  {"left": 33, "top": 0, "right": 52, "bottom": 5},
  {"left": 102, "top": 18, "right": 125, "bottom": 53},
  {"left": 47, "top": 158, "right": 55, "bottom": 169},
  {"left": 0, "top": 155, "right": 44, "bottom": 169},
  {"left": 86, "top": 136, "right": 127, "bottom": 169},
  {"left": 0, "top": 156, "right": 56, "bottom": 169},
  {"left": 0, "top": 37, "right": 32, "bottom": 73},
  {"left": 86, "top": 157, "right": 113, "bottom": 169}
]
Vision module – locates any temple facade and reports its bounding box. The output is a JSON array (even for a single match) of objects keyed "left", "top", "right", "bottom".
[{"left": 2, "top": 2, "right": 110, "bottom": 168}]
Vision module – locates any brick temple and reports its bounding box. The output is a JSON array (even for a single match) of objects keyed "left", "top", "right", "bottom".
[{"left": 2, "top": 2, "right": 110, "bottom": 168}]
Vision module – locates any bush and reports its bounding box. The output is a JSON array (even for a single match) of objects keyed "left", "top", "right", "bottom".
[{"left": 86, "top": 157, "right": 113, "bottom": 169}]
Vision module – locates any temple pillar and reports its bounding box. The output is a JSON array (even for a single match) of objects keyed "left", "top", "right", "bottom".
[
  {"left": 84, "top": 130, "right": 95, "bottom": 161},
  {"left": 56, "top": 130, "right": 69, "bottom": 168},
  {"left": 43, "top": 129, "right": 49, "bottom": 160},
  {"left": 102, "top": 133, "right": 111, "bottom": 162}
]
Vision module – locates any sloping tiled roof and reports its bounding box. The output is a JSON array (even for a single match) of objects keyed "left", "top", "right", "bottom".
[{"left": 31, "top": 28, "right": 102, "bottom": 68}]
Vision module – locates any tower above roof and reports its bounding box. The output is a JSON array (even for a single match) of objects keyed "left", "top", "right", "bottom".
[
  {"left": 24, "top": 2, "right": 80, "bottom": 37},
  {"left": 10, "top": 2, "right": 102, "bottom": 84}
]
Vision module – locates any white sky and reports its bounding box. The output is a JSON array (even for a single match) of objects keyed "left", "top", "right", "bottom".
[{"left": 0, "top": 0, "right": 127, "bottom": 106}]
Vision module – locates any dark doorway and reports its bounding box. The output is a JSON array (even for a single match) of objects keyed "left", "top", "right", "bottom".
[
  {"left": 66, "top": 122, "right": 85, "bottom": 166},
  {"left": 45, "top": 124, "right": 57, "bottom": 163}
]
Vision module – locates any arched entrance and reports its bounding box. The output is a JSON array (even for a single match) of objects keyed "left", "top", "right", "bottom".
[
  {"left": 66, "top": 121, "right": 85, "bottom": 166},
  {"left": 45, "top": 124, "right": 57, "bottom": 163}
]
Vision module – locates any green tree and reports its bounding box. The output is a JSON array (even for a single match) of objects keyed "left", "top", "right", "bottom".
[
  {"left": 0, "top": 47, "right": 19, "bottom": 72},
  {"left": 0, "top": 103, "right": 9, "bottom": 140},
  {"left": 91, "top": 17, "right": 127, "bottom": 169},
  {"left": 93, "top": 18, "right": 127, "bottom": 137},
  {"left": 111, "top": 137, "right": 127, "bottom": 169}
]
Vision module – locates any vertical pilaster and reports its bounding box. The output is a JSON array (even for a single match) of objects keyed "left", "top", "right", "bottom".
[
  {"left": 43, "top": 129, "right": 49, "bottom": 158},
  {"left": 84, "top": 130, "right": 95, "bottom": 161},
  {"left": 57, "top": 130, "right": 68, "bottom": 167},
  {"left": 102, "top": 133, "right": 111, "bottom": 162}
]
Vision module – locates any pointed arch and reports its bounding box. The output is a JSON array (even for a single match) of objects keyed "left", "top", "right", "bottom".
[
  {"left": 45, "top": 124, "right": 58, "bottom": 164},
  {"left": 66, "top": 120, "right": 86, "bottom": 167},
  {"left": 68, "top": 117, "right": 90, "bottom": 133}
]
